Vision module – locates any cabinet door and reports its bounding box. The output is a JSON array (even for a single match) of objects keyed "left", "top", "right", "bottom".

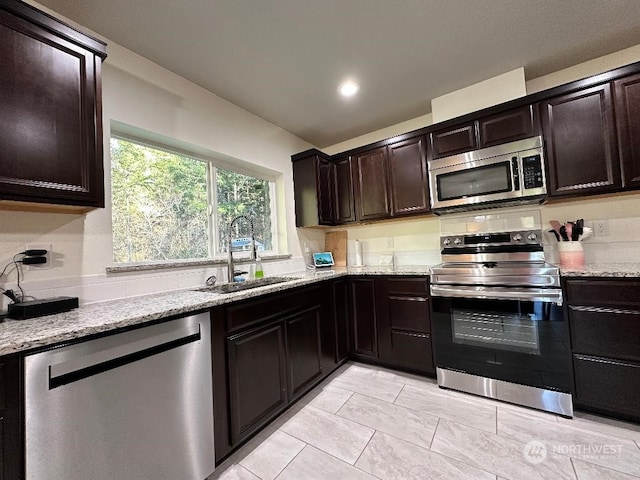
[
  {"left": 316, "top": 157, "right": 334, "bottom": 225},
  {"left": 614, "top": 73, "right": 640, "bottom": 190},
  {"left": 0, "top": 6, "right": 105, "bottom": 210},
  {"left": 350, "top": 278, "right": 378, "bottom": 358},
  {"left": 333, "top": 278, "right": 350, "bottom": 364},
  {"left": 541, "top": 83, "right": 621, "bottom": 197},
  {"left": 333, "top": 157, "right": 356, "bottom": 224},
  {"left": 388, "top": 137, "right": 430, "bottom": 216},
  {"left": 351, "top": 147, "right": 391, "bottom": 221},
  {"left": 227, "top": 322, "right": 287, "bottom": 444},
  {"left": 292, "top": 152, "right": 333, "bottom": 227},
  {"left": 429, "top": 122, "right": 477, "bottom": 159},
  {"left": 478, "top": 105, "right": 539, "bottom": 148},
  {"left": 286, "top": 306, "right": 323, "bottom": 401},
  {"left": 0, "top": 354, "right": 22, "bottom": 480}
]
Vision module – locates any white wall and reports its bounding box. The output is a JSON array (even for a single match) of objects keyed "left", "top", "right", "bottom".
[{"left": 0, "top": 3, "right": 312, "bottom": 311}]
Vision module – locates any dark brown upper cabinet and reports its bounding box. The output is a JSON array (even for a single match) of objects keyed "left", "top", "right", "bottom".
[
  {"left": 0, "top": 0, "right": 107, "bottom": 213},
  {"left": 388, "top": 136, "right": 430, "bottom": 217},
  {"left": 478, "top": 105, "right": 539, "bottom": 148},
  {"left": 614, "top": 73, "right": 640, "bottom": 190},
  {"left": 541, "top": 83, "right": 621, "bottom": 197},
  {"left": 351, "top": 136, "right": 429, "bottom": 222},
  {"left": 430, "top": 105, "right": 540, "bottom": 159},
  {"left": 351, "top": 146, "right": 392, "bottom": 221},
  {"left": 292, "top": 149, "right": 334, "bottom": 227},
  {"left": 332, "top": 156, "right": 356, "bottom": 224},
  {"left": 429, "top": 122, "right": 477, "bottom": 159}
]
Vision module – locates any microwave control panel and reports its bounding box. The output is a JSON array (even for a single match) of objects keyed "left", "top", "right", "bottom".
[{"left": 522, "top": 155, "right": 544, "bottom": 189}]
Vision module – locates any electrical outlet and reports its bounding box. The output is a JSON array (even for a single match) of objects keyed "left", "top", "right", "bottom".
[
  {"left": 593, "top": 220, "right": 609, "bottom": 237},
  {"left": 25, "top": 243, "right": 52, "bottom": 270},
  {"left": 386, "top": 236, "right": 394, "bottom": 249}
]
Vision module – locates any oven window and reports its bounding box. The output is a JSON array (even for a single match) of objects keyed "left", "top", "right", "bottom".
[
  {"left": 451, "top": 307, "right": 540, "bottom": 354},
  {"left": 437, "top": 161, "right": 511, "bottom": 201}
]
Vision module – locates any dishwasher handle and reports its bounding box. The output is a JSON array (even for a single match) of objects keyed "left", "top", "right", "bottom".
[{"left": 49, "top": 322, "right": 201, "bottom": 389}]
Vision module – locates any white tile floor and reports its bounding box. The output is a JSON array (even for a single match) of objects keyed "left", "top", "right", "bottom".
[{"left": 209, "top": 362, "right": 640, "bottom": 480}]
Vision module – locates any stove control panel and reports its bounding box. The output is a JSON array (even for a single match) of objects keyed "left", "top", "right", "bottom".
[{"left": 440, "top": 230, "right": 543, "bottom": 250}]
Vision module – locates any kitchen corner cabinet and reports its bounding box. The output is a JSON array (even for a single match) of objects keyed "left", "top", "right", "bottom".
[
  {"left": 0, "top": 0, "right": 107, "bottom": 212},
  {"left": 0, "top": 354, "right": 22, "bottom": 480},
  {"left": 565, "top": 278, "right": 640, "bottom": 422},
  {"left": 429, "top": 105, "right": 539, "bottom": 159},
  {"left": 376, "top": 277, "right": 434, "bottom": 374},
  {"left": 614, "top": 73, "right": 640, "bottom": 190},
  {"left": 292, "top": 150, "right": 334, "bottom": 227},
  {"left": 541, "top": 83, "right": 621, "bottom": 197},
  {"left": 212, "top": 281, "right": 342, "bottom": 463}
]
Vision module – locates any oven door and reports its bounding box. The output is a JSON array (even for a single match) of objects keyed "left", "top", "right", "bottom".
[{"left": 431, "top": 295, "right": 573, "bottom": 394}]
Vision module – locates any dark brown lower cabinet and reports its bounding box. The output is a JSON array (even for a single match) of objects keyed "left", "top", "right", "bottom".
[
  {"left": 565, "top": 278, "right": 640, "bottom": 422},
  {"left": 0, "top": 354, "right": 22, "bottom": 480},
  {"left": 213, "top": 281, "right": 347, "bottom": 464},
  {"left": 574, "top": 355, "right": 640, "bottom": 421},
  {"left": 286, "top": 306, "right": 323, "bottom": 401},
  {"left": 332, "top": 278, "right": 350, "bottom": 364},
  {"left": 227, "top": 322, "right": 288, "bottom": 445},
  {"left": 376, "top": 277, "right": 434, "bottom": 374},
  {"left": 350, "top": 278, "right": 378, "bottom": 359}
]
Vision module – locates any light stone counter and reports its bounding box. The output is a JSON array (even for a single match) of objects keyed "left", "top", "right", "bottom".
[
  {"left": 0, "top": 266, "right": 434, "bottom": 357},
  {"left": 4, "top": 263, "right": 638, "bottom": 357},
  {"left": 559, "top": 263, "right": 640, "bottom": 278}
]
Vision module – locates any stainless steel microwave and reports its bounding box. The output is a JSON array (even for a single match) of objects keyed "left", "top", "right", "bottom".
[{"left": 428, "top": 136, "right": 547, "bottom": 214}]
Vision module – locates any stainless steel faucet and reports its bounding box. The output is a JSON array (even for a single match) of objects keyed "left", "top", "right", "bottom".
[{"left": 227, "top": 215, "right": 257, "bottom": 282}]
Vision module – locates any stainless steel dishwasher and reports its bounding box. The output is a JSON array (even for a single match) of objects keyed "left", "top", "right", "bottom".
[{"left": 24, "top": 311, "right": 215, "bottom": 480}]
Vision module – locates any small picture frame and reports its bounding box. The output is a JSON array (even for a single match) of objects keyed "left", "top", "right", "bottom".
[{"left": 312, "top": 252, "right": 335, "bottom": 268}]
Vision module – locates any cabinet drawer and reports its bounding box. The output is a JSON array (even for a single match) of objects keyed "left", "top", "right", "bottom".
[
  {"left": 574, "top": 354, "right": 640, "bottom": 420},
  {"left": 565, "top": 279, "right": 640, "bottom": 308},
  {"left": 388, "top": 297, "right": 430, "bottom": 333},
  {"left": 569, "top": 307, "right": 640, "bottom": 361},
  {"left": 226, "top": 286, "right": 320, "bottom": 332},
  {"left": 383, "top": 277, "right": 429, "bottom": 295},
  {"left": 388, "top": 331, "right": 434, "bottom": 374}
]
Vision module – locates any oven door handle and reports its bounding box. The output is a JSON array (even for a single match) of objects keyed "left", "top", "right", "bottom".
[{"left": 430, "top": 284, "right": 563, "bottom": 304}]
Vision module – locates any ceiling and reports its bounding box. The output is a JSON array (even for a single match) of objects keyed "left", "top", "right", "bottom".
[{"left": 36, "top": 0, "right": 640, "bottom": 148}]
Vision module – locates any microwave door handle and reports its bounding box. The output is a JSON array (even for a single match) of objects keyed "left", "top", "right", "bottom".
[{"left": 512, "top": 157, "right": 520, "bottom": 191}]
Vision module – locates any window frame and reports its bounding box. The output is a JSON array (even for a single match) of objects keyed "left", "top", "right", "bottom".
[{"left": 110, "top": 132, "right": 279, "bottom": 264}]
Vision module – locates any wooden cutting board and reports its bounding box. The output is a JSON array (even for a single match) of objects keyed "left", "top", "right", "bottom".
[{"left": 325, "top": 230, "right": 347, "bottom": 267}]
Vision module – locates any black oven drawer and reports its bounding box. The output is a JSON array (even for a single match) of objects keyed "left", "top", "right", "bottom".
[
  {"left": 574, "top": 354, "right": 640, "bottom": 421},
  {"left": 569, "top": 306, "right": 640, "bottom": 362}
]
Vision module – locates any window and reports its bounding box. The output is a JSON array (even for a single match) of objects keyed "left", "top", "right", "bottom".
[{"left": 110, "top": 136, "right": 275, "bottom": 263}]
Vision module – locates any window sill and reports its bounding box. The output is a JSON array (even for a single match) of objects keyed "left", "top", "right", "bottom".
[{"left": 106, "top": 254, "right": 293, "bottom": 274}]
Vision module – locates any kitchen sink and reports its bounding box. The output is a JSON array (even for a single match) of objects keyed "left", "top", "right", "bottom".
[{"left": 194, "top": 276, "right": 298, "bottom": 294}]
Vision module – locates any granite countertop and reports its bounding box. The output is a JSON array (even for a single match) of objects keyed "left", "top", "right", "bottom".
[
  {"left": 2, "top": 263, "right": 638, "bottom": 357},
  {"left": 0, "top": 266, "right": 434, "bottom": 357},
  {"left": 559, "top": 263, "right": 640, "bottom": 277}
]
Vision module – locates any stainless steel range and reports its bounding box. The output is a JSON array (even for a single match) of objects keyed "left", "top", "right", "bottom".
[{"left": 430, "top": 228, "right": 574, "bottom": 416}]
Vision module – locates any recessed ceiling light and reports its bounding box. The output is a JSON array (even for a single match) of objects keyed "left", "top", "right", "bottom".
[{"left": 338, "top": 80, "right": 359, "bottom": 98}]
